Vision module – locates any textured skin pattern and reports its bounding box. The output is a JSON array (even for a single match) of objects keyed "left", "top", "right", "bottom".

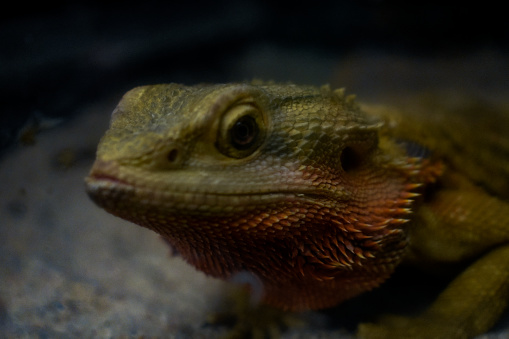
[{"left": 86, "top": 83, "right": 509, "bottom": 338}]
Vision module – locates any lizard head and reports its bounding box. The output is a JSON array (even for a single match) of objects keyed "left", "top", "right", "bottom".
[{"left": 86, "top": 82, "right": 423, "bottom": 310}]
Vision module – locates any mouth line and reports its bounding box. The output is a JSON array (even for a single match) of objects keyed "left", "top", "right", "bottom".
[
  {"left": 85, "top": 173, "right": 333, "bottom": 203},
  {"left": 87, "top": 173, "right": 129, "bottom": 185},
  {"left": 85, "top": 159, "right": 337, "bottom": 202}
]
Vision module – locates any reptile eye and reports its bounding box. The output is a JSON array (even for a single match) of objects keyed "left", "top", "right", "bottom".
[
  {"left": 216, "top": 102, "right": 266, "bottom": 159},
  {"left": 230, "top": 115, "right": 258, "bottom": 150}
]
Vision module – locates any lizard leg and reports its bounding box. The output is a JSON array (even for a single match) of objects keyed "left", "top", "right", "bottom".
[
  {"left": 358, "top": 244, "right": 509, "bottom": 339},
  {"left": 358, "top": 183, "right": 509, "bottom": 339},
  {"left": 408, "top": 187, "right": 509, "bottom": 264}
]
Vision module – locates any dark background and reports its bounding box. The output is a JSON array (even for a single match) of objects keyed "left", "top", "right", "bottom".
[
  {"left": 1, "top": 0, "right": 508, "bottom": 156},
  {"left": 1, "top": 2, "right": 508, "bottom": 337}
]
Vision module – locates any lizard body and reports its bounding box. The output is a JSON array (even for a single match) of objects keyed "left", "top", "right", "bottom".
[{"left": 86, "top": 83, "right": 509, "bottom": 338}]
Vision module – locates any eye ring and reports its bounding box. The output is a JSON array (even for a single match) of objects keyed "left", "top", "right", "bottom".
[{"left": 215, "top": 102, "right": 266, "bottom": 159}]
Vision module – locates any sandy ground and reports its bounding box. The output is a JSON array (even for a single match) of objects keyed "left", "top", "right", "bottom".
[{"left": 1, "top": 50, "right": 508, "bottom": 338}]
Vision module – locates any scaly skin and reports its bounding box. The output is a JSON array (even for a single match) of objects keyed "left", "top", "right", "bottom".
[{"left": 86, "top": 83, "right": 509, "bottom": 338}]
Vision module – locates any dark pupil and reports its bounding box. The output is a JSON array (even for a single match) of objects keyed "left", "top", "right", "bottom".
[{"left": 230, "top": 115, "right": 258, "bottom": 150}]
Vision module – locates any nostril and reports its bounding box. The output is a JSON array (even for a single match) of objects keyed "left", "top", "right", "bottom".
[{"left": 167, "top": 148, "right": 179, "bottom": 163}]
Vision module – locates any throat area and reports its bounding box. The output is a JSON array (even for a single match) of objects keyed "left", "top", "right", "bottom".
[{"left": 85, "top": 158, "right": 417, "bottom": 311}]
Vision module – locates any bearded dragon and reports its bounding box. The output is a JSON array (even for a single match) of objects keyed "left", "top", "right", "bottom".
[{"left": 85, "top": 82, "right": 509, "bottom": 338}]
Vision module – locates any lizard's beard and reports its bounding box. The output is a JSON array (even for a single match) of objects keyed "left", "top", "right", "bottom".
[{"left": 85, "top": 160, "right": 414, "bottom": 311}]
